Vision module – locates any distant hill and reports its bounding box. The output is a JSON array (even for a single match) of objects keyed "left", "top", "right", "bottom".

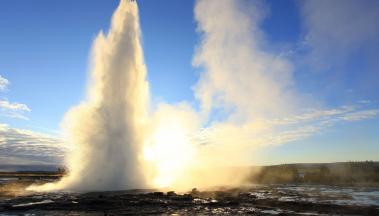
[
  {"left": 252, "top": 161, "right": 379, "bottom": 185},
  {"left": 0, "top": 164, "right": 59, "bottom": 172},
  {"left": 286, "top": 161, "right": 379, "bottom": 168}
]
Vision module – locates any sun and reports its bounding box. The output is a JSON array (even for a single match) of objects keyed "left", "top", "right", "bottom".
[{"left": 143, "top": 113, "right": 196, "bottom": 188}]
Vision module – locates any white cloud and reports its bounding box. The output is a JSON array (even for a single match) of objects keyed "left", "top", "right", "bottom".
[
  {"left": 0, "top": 75, "right": 9, "bottom": 91},
  {"left": 0, "top": 99, "right": 31, "bottom": 120},
  {"left": 0, "top": 100, "right": 31, "bottom": 112}
]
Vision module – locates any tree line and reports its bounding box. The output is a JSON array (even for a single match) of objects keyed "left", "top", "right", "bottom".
[{"left": 251, "top": 161, "right": 379, "bottom": 185}]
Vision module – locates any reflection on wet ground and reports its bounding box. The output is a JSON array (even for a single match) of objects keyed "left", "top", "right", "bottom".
[
  {"left": 1, "top": 180, "right": 379, "bottom": 215},
  {"left": 248, "top": 184, "right": 379, "bottom": 206}
]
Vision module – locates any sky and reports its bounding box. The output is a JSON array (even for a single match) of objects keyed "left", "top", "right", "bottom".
[{"left": 0, "top": 0, "right": 379, "bottom": 166}]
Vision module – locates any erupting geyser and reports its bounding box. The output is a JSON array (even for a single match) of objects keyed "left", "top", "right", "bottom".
[
  {"left": 29, "top": 0, "right": 150, "bottom": 191},
  {"left": 28, "top": 0, "right": 303, "bottom": 192}
]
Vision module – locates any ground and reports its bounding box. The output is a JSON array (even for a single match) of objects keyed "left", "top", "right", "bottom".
[{"left": 1, "top": 178, "right": 379, "bottom": 215}]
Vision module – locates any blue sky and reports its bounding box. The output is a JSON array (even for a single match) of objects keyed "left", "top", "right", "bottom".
[{"left": 0, "top": 0, "right": 379, "bottom": 166}]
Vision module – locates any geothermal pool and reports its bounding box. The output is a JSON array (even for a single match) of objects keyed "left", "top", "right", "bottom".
[{"left": 1, "top": 180, "right": 378, "bottom": 215}]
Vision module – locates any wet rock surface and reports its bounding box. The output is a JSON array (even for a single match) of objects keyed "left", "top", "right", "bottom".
[{"left": 1, "top": 183, "right": 379, "bottom": 215}]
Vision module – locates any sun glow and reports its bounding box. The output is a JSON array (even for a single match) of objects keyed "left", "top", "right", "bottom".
[{"left": 144, "top": 107, "right": 197, "bottom": 188}]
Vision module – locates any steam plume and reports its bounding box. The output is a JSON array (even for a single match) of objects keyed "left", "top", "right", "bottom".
[
  {"left": 142, "top": 0, "right": 303, "bottom": 190},
  {"left": 29, "top": 0, "right": 149, "bottom": 191}
]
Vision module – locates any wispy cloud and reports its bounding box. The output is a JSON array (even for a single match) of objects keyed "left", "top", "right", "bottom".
[
  {"left": 0, "top": 99, "right": 31, "bottom": 120},
  {"left": 197, "top": 102, "right": 379, "bottom": 148},
  {"left": 269, "top": 105, "right": 355, "bottom": 125},
  {"left": 0, "top": 100, "right": 31, "bottom": 112},
  {"left": 264, "top": 105, "right": 379, "bottom": 146},
  {"left": 0, "top": 124, "right": 67, "bottom": 165},
  {"left": 266, "top": 125, "right": 321, "bottom": 146},
  {"left": 340, "top": 109, "right": 379, "bottom": 121},
  {"left": 0, "top": 75, "right": 9, "bottom": 91}
]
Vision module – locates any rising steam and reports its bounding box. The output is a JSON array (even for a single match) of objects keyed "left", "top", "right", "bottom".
[{"left": 137, "top": 0, "right": 306, "bottom": 190}]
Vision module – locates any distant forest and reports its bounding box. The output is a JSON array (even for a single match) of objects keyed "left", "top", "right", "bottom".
[{"left": 251, "top": 161, "right": 379, "bottom": 185}]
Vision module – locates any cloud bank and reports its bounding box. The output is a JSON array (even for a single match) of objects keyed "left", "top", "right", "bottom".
[{"left": 0, "top": 124, "right": 66, "bottom": 165}]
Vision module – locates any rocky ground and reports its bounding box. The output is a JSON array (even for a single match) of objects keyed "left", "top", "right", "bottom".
[
  {"left": 0, "top": 189, "right": 379, "bottom": 215},
  {"left": 1, "top": 180, "right": 379, "bottom": 215}
]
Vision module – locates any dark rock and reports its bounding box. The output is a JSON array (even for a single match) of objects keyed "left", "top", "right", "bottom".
[
  {"left": 152, "top": 192, "right": 164, "bottom": 196},
  {"left": 167, "top": 191, "right": 176, "bottom": 196}
]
